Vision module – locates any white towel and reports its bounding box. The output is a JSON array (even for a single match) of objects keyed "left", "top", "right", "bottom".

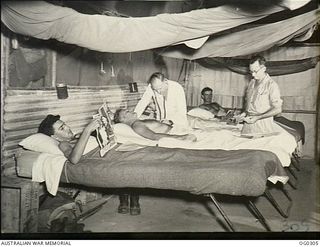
[{"left": 32, "top": 153, "right": 67, "bottom": 196}]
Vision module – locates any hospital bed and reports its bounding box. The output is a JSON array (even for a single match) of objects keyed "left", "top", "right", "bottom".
[{"left": 15, "top": 144, "right": 289, "bottom": 232}]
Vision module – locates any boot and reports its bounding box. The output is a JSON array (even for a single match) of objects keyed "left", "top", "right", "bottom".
[
  {"left": 118, "top": 194, "right": 129, "bottom": 214},
  {"left": 130, "top": 195, "right": 141, "bottom": 216}
]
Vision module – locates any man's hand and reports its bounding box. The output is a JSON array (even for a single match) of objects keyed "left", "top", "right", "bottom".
[
  {"left": 199, "top": 105, "right": 211, "bottom": 111},
  {"left": 234, "top": 112, "right": 246, "bottom": 123},
  {"left": 85, "top": 118, "right": 102, "bottom": 133},
  {"left": 217, "top": 109, "right": 227, "bottom": 117},
  {"left": 161, "top": 119, "right": 174, "bottom": 126},
  {"left": 244, "top": 115, "right": 260, "bottom": 124},
  {"left": 74, "top": 133, "right": 81, "bottom": 139},
  {"left": 185, "top": 134, "right": 197, "bottom": 142}
]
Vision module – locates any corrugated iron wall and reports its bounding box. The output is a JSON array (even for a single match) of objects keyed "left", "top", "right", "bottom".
[{"left": 2, "top": 84, "right": 146, "bottom": 174}]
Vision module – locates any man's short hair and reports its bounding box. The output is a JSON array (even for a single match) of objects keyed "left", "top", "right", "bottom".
[
  {"left": 148, "top": 72, "right": 165, "bottom": 84},
  {"left": 201, "top": 87, "right": 213, "bottom": 96},
  {"left": 113, "top": 109, "right": 124, "bottom": 124},
  {"left": 38, "top": 114, "right": 60, "bottom": 136},
  {"left": 250, "top": 55, "right": 266, "bottom": 66}
]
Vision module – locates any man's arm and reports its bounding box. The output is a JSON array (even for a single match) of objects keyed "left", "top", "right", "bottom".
[
  {"left": 244, "top": 105, "right": 281, "bottom": 124},
  {"left": 199, "top": 103, "right": 226, "bottom": 116},
  {"left": 134, "top": 85, "right": 153, "bottom": 118},
  {"left": 199, "top": 104, "right": 213, "bottom": 112},
  {"left": 132, "top": 121, "right": 196, "bottom": 141},
  {"left": 60, "top": 119, "right": 101, "bottom": 164},
  {"left": 142, "top": 119, "right": 172, "bottom": 133}
]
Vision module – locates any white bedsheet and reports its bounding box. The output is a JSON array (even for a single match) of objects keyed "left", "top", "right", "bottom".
[{"left": 160, "top": 117, "right": 297, "bottom": 167}]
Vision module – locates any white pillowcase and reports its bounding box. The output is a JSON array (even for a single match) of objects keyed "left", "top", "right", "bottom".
[
  {"left": 19, "top": 133, "right": 99, "bottom": 156},
  {"left": 187, "top": 107, "right": 215, "bottom": 120},
  {"left": 113, "top": 123, "right": 158, "bottom": 146},
  {"left": 19, "top": 133, "right": 64, "bottom": 155}
]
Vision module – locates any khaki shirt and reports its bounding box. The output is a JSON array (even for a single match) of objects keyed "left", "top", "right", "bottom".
[{"left": 242, "top": 74, "right": 283, "bottom": 134}]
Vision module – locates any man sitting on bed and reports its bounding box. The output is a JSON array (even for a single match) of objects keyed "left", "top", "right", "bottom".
[
  {"left": 38, "top": 114, "right": 101, "bottom": 164},
  {"left": 114, "top": 108, "right": 197, "bottom": 141},
  {"left": 199, "top": 87, "right": 227, "bottom": 118}
]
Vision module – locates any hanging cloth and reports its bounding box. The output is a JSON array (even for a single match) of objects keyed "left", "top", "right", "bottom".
[
  {"left": 158, "top": 9, "right": 320, "bottom": 59},
  {"left": 1, "top": 0, "right": 310, "bottom": 53},
  {"left": 199, "top": 56, "right": 320, "bottom": 76}
]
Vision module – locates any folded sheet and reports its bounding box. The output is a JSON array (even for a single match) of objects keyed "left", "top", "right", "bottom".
[{"left": 32, "top": 153, "right": 67, "bottom": 196}]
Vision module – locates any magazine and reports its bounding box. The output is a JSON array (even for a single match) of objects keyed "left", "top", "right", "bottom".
[{"left": 93, "top": 103, "right": 117, "bottom": 157}]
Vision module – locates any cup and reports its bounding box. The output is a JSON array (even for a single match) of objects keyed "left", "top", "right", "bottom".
[
  {"left": 129, "top": 82, "right": 138, "bottom": 93},
  {"left": 56, "top": 83, "right": 68, "bottom": 99}
]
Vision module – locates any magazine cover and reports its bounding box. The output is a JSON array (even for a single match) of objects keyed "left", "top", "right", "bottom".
[{"left": 94, "top": 103, "right": 117, "bottom": 157}]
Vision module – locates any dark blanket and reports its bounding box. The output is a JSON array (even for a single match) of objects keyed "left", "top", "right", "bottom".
[
  {"left": 60, "top": 146, "right": 286, "bottom": 197},
  {"left": 274, "top": 116, "right": 305, "bottom": 144}
]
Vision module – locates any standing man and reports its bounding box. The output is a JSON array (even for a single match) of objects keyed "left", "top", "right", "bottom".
[
  {"left": 134, "top": 72, "right": 189, "bottom": 129},
  {"left": 199, "top": 87, "right": 227, "bottom": 117},
  {"left": 238, "top": 55, "right": 283, "bottom": 134}
]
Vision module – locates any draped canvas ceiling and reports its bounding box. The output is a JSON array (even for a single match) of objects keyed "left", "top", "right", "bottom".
[{"left": 1, "top": 0, "right": 319, "bottom": 59}]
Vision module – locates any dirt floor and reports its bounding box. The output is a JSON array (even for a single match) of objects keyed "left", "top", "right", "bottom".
[{"left": 81, "top": 159, "right": 320, "bottom": 233}]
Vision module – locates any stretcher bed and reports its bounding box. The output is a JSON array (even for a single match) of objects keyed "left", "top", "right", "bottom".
[{"left": 16, "top": 144, "right": 289, "bottom": 231}]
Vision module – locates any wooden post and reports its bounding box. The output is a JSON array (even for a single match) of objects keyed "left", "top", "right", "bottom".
[
  {"left": 316, "top": 81, "right": 320, "bottom": 164},
  {"left": 1, "top": 31, "right": 10, "bottom": 175}
]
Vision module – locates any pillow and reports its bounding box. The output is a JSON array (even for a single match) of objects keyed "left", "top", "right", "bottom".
[
  {"left": 113, "top": 123, "right": 158, "bottom": 146},
  {"left": 19, "top": 133, "right": 99, "bottom": 156},
  {"left": 19, "top": 133, "right": 64, "bottom": 155},
  {"left": 187, "top": 107, "right": 215, "bottom": 120}
]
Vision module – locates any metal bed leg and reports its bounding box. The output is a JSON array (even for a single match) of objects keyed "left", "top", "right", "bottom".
[
  {"left": 39, "top": 192, "right": 49, "bottom": 207},
  {"left": 264, "top": 189, "right": 292, "bottom": 218},
  {"left": 246, "top": 199, "right": 271, "bottom": 231},
  {"left": 292, "top": 153, "right": 300, "bottom": 171},
  {"left": 285, "top": 165, "right": 298, "bottom": 189},
  {"left": 279, "top": 184, "right": 292, "bottom": 202},
  {"left": 287, "top": 178, "right": 298, "bottom": 190},
  {"left": 287, "top": 166, "right": 298, "bottom": 180},
  {"left": 291, "top": 155, "right": 301, "bottom": 171},
  {"left": 208, "top": 194, "right": 236, "bottom": 232}
]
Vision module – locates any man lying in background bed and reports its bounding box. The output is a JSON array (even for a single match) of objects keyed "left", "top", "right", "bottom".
[{"left": 199, "top": 87, "right": 227, "bottom": 118}]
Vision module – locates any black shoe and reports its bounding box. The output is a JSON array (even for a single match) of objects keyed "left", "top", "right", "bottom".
[
  {"left": 130, "top": 195, "right": 141, "bottom": 216},
  {"left": 118, "top": 194, "right": 129, "bottom": 214}
]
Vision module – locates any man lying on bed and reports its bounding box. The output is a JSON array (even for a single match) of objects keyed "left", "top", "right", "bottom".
[
  {"left": 38, "top": 114, "right": 143, "bottom": 216},
  {"left": 199, "top": 87, "right": 227, "bottom": 118},
  {"left": 114, "top": 108, "right": 296, "bottom": 168},
  {"left": 38, "top": 114, "right": 101, "bottom": 164},
  {"left": 113, "top": 108, "right": 197, "bottom": 142}
]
